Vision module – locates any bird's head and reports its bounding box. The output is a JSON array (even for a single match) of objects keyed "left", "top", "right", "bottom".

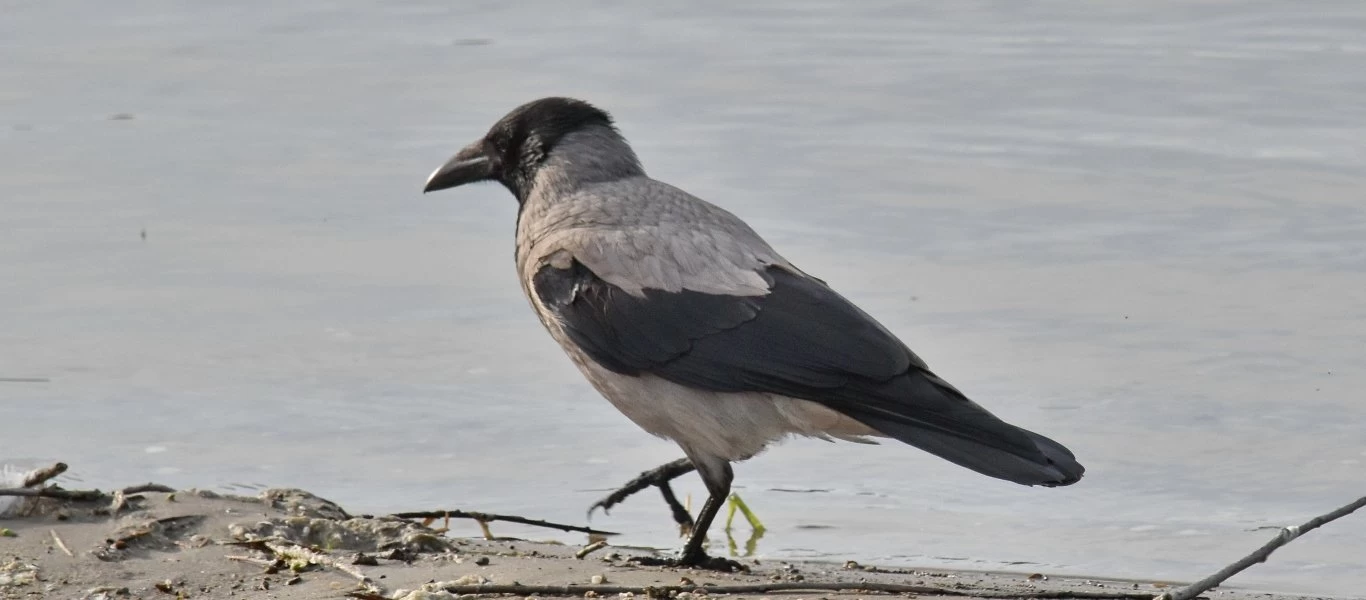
[{"left": 423, "top": 97, "right": 639, "bottom": 203}]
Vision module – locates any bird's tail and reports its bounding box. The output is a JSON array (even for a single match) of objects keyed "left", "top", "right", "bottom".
[{"left": 840, "top": 373, "right": 1085, "bottom": 487}]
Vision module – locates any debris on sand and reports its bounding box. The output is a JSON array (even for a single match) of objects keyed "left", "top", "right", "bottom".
[
  {"left": 0, "top": 559, "right": 39, "bottom": 588},
  {"left": 229, "top": 514, "right": 454, "bottom": 554},
  {"left": 0, "top": 465, "right": 1351, "bottom": 600}
]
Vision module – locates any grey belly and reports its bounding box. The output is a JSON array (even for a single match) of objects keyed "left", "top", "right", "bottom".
[
  {"left": 571, "top": 350, "right": 882, "bottom": 462},
  {"left": 526, "top": 286, "right": 881, "bottom": 461}
]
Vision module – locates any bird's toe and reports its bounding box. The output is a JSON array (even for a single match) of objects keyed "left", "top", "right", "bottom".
[{"left": 628, "top": 553, "right": 747, "bottom": 573}]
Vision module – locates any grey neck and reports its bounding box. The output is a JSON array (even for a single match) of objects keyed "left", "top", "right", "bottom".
[{"left": 521, "top": 126, "right": 645, "bottom": 204}]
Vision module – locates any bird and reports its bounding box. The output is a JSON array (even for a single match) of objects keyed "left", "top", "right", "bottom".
[{"left": 421, "top": 97, "right": 1085, "bottom": 570}]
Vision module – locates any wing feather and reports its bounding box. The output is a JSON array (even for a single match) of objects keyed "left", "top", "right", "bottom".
[{"left": 531, "top": 257, "right": 1083, "bottom": 486}]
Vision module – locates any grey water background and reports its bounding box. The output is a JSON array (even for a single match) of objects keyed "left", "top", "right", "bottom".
[{"left": 3, "top": 0, "right": 1365, "bottom": 595}]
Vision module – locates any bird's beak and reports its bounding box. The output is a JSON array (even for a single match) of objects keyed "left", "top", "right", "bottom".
[{"left": 423, "top": 142, "right": 494, "bottom": 193}]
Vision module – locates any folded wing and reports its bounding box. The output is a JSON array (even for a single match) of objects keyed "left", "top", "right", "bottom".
[{"left": 532, "top": 258, "right": 1083, "bottom": 487}]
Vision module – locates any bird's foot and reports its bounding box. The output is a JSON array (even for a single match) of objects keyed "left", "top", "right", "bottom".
[
  {"left": 628, "top": 551, "right": 747, "bottom": 573},
  {"left": 588, "top": 458, "right": 696, "bottom": 530}
]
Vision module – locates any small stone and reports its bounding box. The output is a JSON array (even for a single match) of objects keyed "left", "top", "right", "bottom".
[
  {"left": 474, "top": 556, "right": 490, "bottom": 566},
  {"left": 590, "top": 575, "right": 606, "bottom": 585},
  {"left": 385, "top": 548, "right": 418, "bottom": 562}
]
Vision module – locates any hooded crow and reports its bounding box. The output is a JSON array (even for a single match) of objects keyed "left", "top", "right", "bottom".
[{"left": 422, "top": 97, "right": 1084, "bottom": 569}]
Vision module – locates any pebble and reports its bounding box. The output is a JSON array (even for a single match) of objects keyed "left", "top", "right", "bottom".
[{"left": 591, "top": 575, "right": 606, "bottom": 585}]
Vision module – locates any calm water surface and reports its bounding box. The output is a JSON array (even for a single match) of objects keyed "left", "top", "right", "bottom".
[{"left": 2, "top": 1, "right": 1365, "bottom": 596}]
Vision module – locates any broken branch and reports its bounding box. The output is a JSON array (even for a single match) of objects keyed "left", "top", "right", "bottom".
[
  {"left": 1157, "top": 495, "right": 1366, "bottom": 600},
  {"left": 389, "top": 509, "right": 616, "bottom": 536},
  {"left": 50, "top": 529, "right": 73, "bottom": 557},
  {"left": 0, "top": 488, "right": 106, "bottom": 501},
  {"left": 433, "top": 582, "right": 1155, "bottom": 599},
  {"left": 22, "top": 463, "right": 67, "bottom": 488},
  {"left": 121, "top": 483, "right": 176, "bottom": 494},
  {"left": 0, "top": 482, "right": 178, "bottom": 501},
  {"left": 224, "top": 555, "right": 276, "bottom": 568},
  {"left": 574, "top": 540, "right": 609, "bottom": 559}
]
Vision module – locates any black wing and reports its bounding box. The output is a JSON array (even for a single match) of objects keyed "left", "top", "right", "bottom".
[{"left": 533, "top": 260, "right": 1083, "bottom": 486}]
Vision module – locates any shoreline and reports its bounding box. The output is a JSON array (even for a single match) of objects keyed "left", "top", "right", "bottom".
[{"left": 1, "top": 479, "right": 1339, "bottom": 600}]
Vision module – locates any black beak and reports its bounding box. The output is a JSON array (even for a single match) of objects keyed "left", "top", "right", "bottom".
[{"left": 423, "top": 142, "right": 494, "bottom": 193}]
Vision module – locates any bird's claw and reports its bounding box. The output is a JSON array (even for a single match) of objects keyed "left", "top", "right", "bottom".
[
  {"left": 628, "top": 553, "right": 747, "bottom": 573},
  {"left": 586, "top": 501, "right": 612, "bottom": 521}
]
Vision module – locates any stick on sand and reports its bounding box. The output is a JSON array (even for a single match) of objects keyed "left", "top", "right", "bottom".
[{"left": 1157, "top": 495, "right": 1366, "bottom": 600}]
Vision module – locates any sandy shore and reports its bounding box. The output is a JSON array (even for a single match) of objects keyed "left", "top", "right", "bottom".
[{"left": 0, "top": 484, "right": 1325, "bottom": 600}]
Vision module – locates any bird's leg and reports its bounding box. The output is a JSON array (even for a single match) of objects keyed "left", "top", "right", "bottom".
[
  {"left": 655, "top": 479, "right": 693, "bottom": 536},
  {"left": 676, "top": 459, "right": 744, "bottom": 570},
  {"left": 631, "top": 454, "right": 745, "bottom": 572},
  {"left": 589, "top": 457, "right": 696, "bottom": 530}
]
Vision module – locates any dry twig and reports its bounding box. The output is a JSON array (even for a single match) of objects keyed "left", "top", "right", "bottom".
[
  {"left": 431, "top": 582, "right": 1154, "bottom": 599},
  {"left": 0, "top": 487, "right": 106, "bottom": 501},
  {"left": 1158, "top": 495, "right": 1366, "bottom": 600},
  {"left": 121, "top": 483, "right": 176, "bottom": 494},
  {"left": 22, "top": 463, "right": 67, "bottom": 487},
  {"left": 0, "top": 482, "right": 177, "bottom": 501},
  {"left": 390, "top": 509, "right": 616, "bottom": 536},
  {"left": 50, "top": 529, "right": 73, "bottom": 556},
  {"left": 574, "top": 540, "right": 609, "bottom": 559},
  {"left": 225, "top": 555, "right": 276, "bottom": 568}
]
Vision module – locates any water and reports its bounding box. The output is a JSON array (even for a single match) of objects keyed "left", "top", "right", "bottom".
[{"left": 3, "top": 1, "right": 1365, "bottom": 595}]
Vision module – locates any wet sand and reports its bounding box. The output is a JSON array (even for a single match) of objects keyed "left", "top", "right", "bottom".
[{"left": 0, "top": 478, "right": 1340, "bottom": 600}]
